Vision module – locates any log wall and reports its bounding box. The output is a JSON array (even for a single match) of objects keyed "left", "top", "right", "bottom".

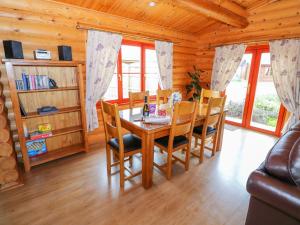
[
  {"left": 195, "top": 0, "right": 300, "bottom": 84},
  {"left": 0, "top": 0, "right": 198, "bottom": 148}
]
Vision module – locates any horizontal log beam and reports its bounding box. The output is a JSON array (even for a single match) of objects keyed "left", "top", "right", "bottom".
[{"left": 176, "top": 0, "right": 248, "bottom": 28}]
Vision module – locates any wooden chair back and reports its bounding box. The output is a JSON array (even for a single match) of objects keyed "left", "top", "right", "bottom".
[
  {"left": 168, "top": 101, "right": 198, "bottom": 148},
  {"left": 129, "top": 91, "right": 149, "bottom": 108},
  {"left": 100, "top": 101, "right": 123, "bottom": 150},
  {"left": 203, "top": 96, "right": 226, "bottom": 134},
  {"left": 156, "top": 89, "right": 172, "bottom": 106},
  {"left": 200, "top": 88, "right": 220, "bottom": 104}
]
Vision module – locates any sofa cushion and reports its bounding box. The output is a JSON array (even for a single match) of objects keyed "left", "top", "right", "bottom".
[
  {"left": 264, "top": 122, "right": 300, "bottom": 186},
  {"left": 289, "top": 137, "right": 300, "bottom": 186}
]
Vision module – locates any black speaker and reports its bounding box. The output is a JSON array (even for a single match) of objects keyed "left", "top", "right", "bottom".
[
  {"left": 58, "top": 45, "right": 72, "bottom": 61},
  {"left": 3, "top": 40, "right": 24, "bottom": 59}
]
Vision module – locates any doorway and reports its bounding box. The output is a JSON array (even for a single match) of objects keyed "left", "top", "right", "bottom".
[{"left": 225, "top": 46, "right": 285, "bottom": 136}]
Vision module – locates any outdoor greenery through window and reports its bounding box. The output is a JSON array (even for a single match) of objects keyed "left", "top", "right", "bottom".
[
  {"left": 103, "top": 41, "right": 160, "bottom": 102},
  {"left": 225, "top": 48, "right": 282, "bottom": 133}
]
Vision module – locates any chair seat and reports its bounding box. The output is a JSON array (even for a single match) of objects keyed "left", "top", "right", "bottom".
[
  {"left": 108, "top": 134, "right": 142, "bottom": 153},
  {"left": 193, "top": 125, "right": 216, "bottom": 135},
  {"left": 155, "top": 135, "right": 189, "bottom": 149}
]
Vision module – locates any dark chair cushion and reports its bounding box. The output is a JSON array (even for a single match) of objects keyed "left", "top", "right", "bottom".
[
  {"left": 193, "top": 125, "right": 216, "bottom": 135},
  {"left": 108, "top": 134, "right": 142, "bottom": 153},
  {"left": 155, "top": 135, "right": 188, "bottom": 149}
]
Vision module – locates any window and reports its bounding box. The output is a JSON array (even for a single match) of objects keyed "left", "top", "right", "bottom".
[{"left": 103, "top": 40, "right": 160, "bottom": 103}]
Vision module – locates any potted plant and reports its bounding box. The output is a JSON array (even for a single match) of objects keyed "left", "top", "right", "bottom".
[{"left": 185, "top": 66, "right": 204, "bottom": 101}]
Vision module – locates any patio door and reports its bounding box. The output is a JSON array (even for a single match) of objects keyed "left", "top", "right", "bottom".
[{"left": 225, "top": 46, "right": 285, "bottom": 136}]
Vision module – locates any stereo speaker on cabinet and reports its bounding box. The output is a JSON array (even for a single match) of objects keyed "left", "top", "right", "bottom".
[
  {"left": 3, "top": 40, "right": 24, "bottom": 59},
  {"left": 58, "top": 46, "right": 72, "bottom": 61}
]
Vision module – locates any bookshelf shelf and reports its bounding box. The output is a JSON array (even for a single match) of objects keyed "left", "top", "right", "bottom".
[
  {"left": 17, "top": 86, "right": 79, "bottom": 93},
  {"left": 29, "top": 143, "right": 85, "bottom": 166},
  {"left": 22, "top": 106, "right": 81, "bottom": 119},
  {"left": 2, "top": 59, "right": 88, "bottom": 172},
  {"left": 25, "top": 125, "right": 83, "bottom": 142}
]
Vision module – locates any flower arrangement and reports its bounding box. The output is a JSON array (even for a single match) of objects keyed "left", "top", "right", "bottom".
[{"left": 168, "top": 91, "right": 182, "bottom": 107}]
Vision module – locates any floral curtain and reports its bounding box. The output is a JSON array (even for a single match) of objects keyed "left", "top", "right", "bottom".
[
  {"left": 270, "top": 39, "right": 300, "bottom": 132},
  {"left": 155, "top": 41, "right": 173, "bottom": 89},
  {"left": 86, "top": 30, "right": 122, "bottom": 131},
  {"left": 211, "top": 44, "right": 246, "bottom": 91}
]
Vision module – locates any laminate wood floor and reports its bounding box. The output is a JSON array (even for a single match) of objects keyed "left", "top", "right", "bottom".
[{"left": 0, "top": 126, "right": 277, "bottom": 225}]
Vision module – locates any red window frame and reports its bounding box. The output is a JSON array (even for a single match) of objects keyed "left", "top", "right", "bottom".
[
  {"left": 225, "top": 45, "right": 286, "bottom": 137},
  {"left": 103, "top": 40, "right": 158, "bottom": 105}
]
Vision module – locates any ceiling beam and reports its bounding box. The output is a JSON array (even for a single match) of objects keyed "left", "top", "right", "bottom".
[
  {"left": 176, "top": 0, "right": 249, "bottom": 28},
  {"left": 247, "top": 0, "right": 279, "bottom": 11}
]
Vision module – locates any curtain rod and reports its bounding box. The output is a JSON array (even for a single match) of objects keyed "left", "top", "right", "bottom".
[
  {"left": 208, "top": 36, "right": 300, "bottom": 48},
  {"left": 76, "top": 23, "right": 175, "bottom": 44}
]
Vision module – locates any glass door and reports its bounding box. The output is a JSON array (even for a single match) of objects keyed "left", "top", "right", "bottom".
[
  {"left": 225, "top": 53, "right": 253, "bottom": 126},
  {"left": 246, "top": 50, "right": 285, "bottom": 135},
  {"left": 225, "top": 46, "right": 285, "bottom": 136}
]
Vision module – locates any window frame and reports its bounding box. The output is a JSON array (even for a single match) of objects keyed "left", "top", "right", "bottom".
[{"left": 104, "top": 40, "right": 159, "bottom": 105}]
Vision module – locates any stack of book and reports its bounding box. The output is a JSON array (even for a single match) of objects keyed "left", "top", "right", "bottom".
[
  {"left": 29, "top": 123, "right": 53, "bottom": 140},
  {"left": 15, "top": 73, "right": 50, "bottom": 90},
  {"left": 26, "top": 139, "right": 47, "bottom": 157}
]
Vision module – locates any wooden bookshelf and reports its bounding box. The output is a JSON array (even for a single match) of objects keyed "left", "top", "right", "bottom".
[
  {"left": 29, "top": 143, "right": 85, "bottom": 166},
  {"left": 17, "top": 86, "right": 79, "bottom": 93},
  {"left": 2, "top": 59, "right": 88, "bottom": 172},
  {"left": 22, "top": 106, "right": 81, "bottom": 119},
  {"left": 25, "top": 126, "right": 83, "bottom": 142}
]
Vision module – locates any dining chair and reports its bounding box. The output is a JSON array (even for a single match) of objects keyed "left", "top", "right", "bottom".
[
  {"left": 129, "top": 91, "right": 149, "bottom": 108},
  {"left": 156, "top": 89, "right": 172, "bottom": 106},
  {"left": 192, "top": 96, "right": 226, "bottom": 163},
  {"left": 100, "top": 100, "right": 142, "bottom": 187},
  {"left": 153, "top": 101, "right": 198, "bottom": 180},
  {"left": 199, "top": 88, "right": 220, "bottom": 104}
]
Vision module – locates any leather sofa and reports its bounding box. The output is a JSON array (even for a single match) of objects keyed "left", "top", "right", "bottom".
[{"left": 245, "top": 122, "right": 300, "bottom": 225}]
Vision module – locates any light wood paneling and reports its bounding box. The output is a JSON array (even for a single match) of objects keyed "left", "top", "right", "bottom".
[{"left": 0, "top": 0, "right": 198, "bottom": 148}]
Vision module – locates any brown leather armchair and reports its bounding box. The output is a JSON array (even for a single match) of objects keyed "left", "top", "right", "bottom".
[{"left": 245, "top": 122, "right": 300, "bottom": 225}]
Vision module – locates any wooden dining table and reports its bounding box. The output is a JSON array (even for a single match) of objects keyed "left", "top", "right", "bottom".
[{"left": 119, "top": 104, "right": 227, "bottom": 189}]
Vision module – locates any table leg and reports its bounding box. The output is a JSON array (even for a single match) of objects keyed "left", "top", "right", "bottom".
[
  {"left": 142, "top": 133, "right": 154, "bottom": 189},
  {"left": 217, "top": 112, "right": 226, "bottom": 151}
]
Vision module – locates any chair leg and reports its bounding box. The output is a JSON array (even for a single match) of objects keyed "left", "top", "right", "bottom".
[
  {"left": 194, "top": 137, "right": 198, "bottom": 148},
  {"left": 129, "top": 156, "right": 133, "bottom": 167},
  {"left": 106, "top": 144, "right": 111, "bottom": 175},
  {"left": 200, "top": 141, "right": 205, "bottom": 163},
  {"left": 166, "top": 151, "right": 173, "bottom": 180},
  {"left": 185, "top": 146, "right": 190, "bottom": 171},
  {"left": 119, "top": 157, "right": 125, "bottom": 188},
  {"left": 212, "top": 133, "right": 218, "bottom": 157}
]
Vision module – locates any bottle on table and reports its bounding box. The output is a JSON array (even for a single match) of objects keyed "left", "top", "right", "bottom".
[{"left": 143, "top": 96, "right": 149, "bottom": 117}]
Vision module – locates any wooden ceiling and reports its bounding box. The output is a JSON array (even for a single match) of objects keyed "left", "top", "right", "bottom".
[{"left": 53, "top": 0, "right": 272, "bottom": 34}]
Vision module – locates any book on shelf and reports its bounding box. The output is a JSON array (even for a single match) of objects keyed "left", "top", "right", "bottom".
[
  {"left": 29, "top": 130, "right": 53, "bottom": 141},
  {"left": 26, "top": 139, "right": 47, "bottom": 157},
  {"left": 16, "top": 73, "right": 50, "bottom": 91},
  {"left": 19, "top": 97, "right": 27, "bottom": 116}
]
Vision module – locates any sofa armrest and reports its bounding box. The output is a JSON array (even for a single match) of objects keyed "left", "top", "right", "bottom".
[{"left": 247, "top": 169, "right": 300, "bottom": 221}]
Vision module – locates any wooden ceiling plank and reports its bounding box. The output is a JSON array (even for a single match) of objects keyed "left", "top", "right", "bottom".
[{"left": 176, "top": 0, "right": 248, "bottom": 28}]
